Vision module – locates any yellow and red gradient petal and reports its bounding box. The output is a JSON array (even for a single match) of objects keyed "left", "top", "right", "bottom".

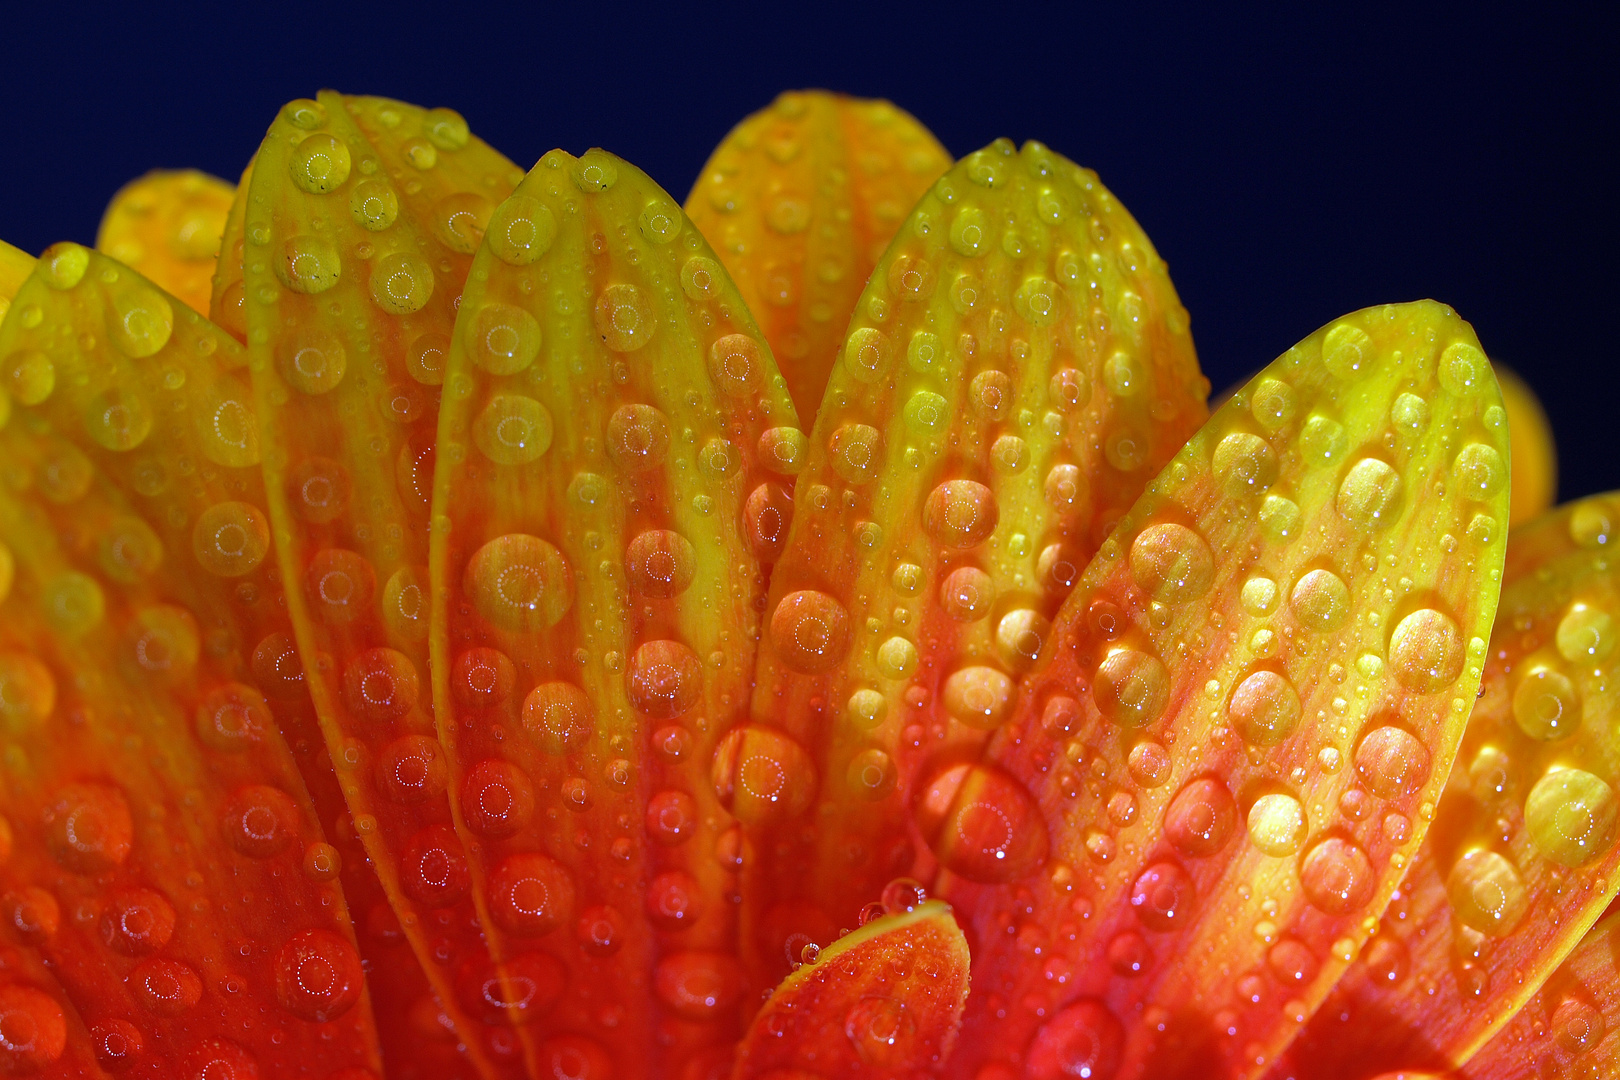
[
  {"left": 734, "top": 899, "right": 971, "bottom": 1078},
  {"left": 1463, "top": 904, "right": 1620, "bottom": 1077},
  {"left": 428, "top": 147, "right": 798, "bottom": 1075},
  {"left": 95, "top": 168, "right": 234, "bottom": 316},
  {"left": 943, "top": 302, "right": 1508, "bottom": 1079},
  {"left": 686, "top": 89, "right": 953, "bottom": 426},
  {"left": 1494, "top": 361, "right": 1557, "bottom": 526},
  {"left": 741, "top": 137, "right": 1207, "bottom": 994},
  {"left": 241, "top": 91, "right": 522, "bottom": 1079},
  {"left": 0, "top": 410, "right": 380, "bottom": 1075},
  {"left": 1282, "top": 492, "right": 1620, "bottom": 1075}
]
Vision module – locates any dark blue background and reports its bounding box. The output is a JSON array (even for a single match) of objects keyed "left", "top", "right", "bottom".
[{"left": 1, "top": 4, "right": 1613, "bottom": 499}]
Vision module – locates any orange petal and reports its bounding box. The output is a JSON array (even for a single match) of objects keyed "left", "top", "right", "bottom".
[
  {"left": 1462, "top": 904, "right": 1620, "bottom": 1077},
  {"left": 95, "top": 169, "right": 234, "bottom": 316},
  {"left": 428, "top": 147, "right": 799, "bottom": 1074},
  {"left": 0, "top": 362, "right": 380, "bottom": 1074},
  {"left": 943, "top": 302, "right": 1508, "bottom": 1078},
  {"left": 686, "top": 90, "right": 953, "bottom": 425},
  {"left": 734, "top": 898, "right": 971, "bottom": 1078},
  {"left": 740, "top": 137, "right": 1205, "bottom": 994},
  {"left": 1494, "top": 362, "right": 1557, "bottom": 526},
  {"left": 1281, "top": 492, "right": 1620, "bottom": 1075},
  {"left": 241, "top": 91, "right": 523, "bottom": 1078}
]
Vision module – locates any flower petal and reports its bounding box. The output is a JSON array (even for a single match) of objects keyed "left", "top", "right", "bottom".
[
  {"left": 95, "top": 169, "right": 234, "bottom": 317},
  {"left": 1281, "top": 492, "right": 1620, "bottom": 1075},
  {"left": 1463, "top": 903, "right": 1620, "bottom": 1076},
  {"left": 428, "top": 147, "right": 799, "bottom": 1073},
  {"left": 943, "top": 302, "right": 1508, "bottom": 1078},
  {"left": 0, "top": 307, "right": 382, "bottom": 1072},
  {"left": 739, "top": 137, "right": 1205, "bottom": 993},
  {"left": 241, "top": 91, "right": 524, "bottom": 1076},
  {"left": 686, "top": 90, "right": 953, "bottom": 425},
  {"left": 734, "top": 898, "right": 971, "bottom": 1077}
]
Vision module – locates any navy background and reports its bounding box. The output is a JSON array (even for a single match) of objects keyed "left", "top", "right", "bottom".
[{"left": 0, "top": 4, "right": 1613, "bottom": 499}]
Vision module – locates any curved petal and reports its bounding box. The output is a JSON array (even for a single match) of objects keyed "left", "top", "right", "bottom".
[
  {"left": 0, "top": 273, "right": 382, "bottom": 1073},
  {"left": 1463, "top": 903, "right": 1620, "bottom": 1077},
  {"left": 945, "top": 302, "right": 1507, "bottom": 1078},
  {"left": 428, "top": 147, "right": 798, "bottom": 1074},
  {"left": 686, "top": 90, "right": 952, "bottom": 425},
  {"left": 95, "top": 169, "right": 234, "bottom": 316},
  {"left": 734, "top": 898, "right": 971, "bottom": 1077},
  {"left": 240, "top": 90, "right": 522, "bottom": 1078},
  {"left": 1281, "top": 492, "right": 1620, "bottom": 1075},
  {"left": 739, "top": 137, "right": 1207, "bottom": 1000}
]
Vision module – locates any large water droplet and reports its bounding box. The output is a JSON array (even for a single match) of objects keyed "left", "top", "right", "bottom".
[
  {"left": 1446, "top": 849, "right": 1527, "bottom": 935},
  {"left": 1525, "top": 768, "right": 1617, "bottom": 867},
  {"left": 1164, "top": 777, "right": 1237, "bottom": 857},
  {"left": 1299, "top": 836, "right": 1374, "bottom": 915},
  {"left": 770, "top": 590, "right": 851, "bottom": 673},
  {"left": 914, "top": 763, "right": 1047, "bottom": 884}
]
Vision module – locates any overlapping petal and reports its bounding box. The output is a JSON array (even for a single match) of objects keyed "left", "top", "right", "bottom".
[{"left": 0, "top": 85, "right": 1605, "bottom": 1080}]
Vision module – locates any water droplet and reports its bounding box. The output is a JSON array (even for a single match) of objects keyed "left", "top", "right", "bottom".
[
  {"left": 606, "top": 403, "right": 671, "bottom": 472},
  {"left": 290, "top": 132, "right": 351, "bottom": 194},
  {"left": 744, "top": 483, "right": 794, "bottom": 562},
  {"left": 471, "top": 301, "right": 541, "bottom": 374},
  {"left": 1213, "top": 432, "right": 1278, "bottom": 497},
  {"left": 1228, "top": 670, "right": 1302, "bottom": 746},
  {"left": 375, "top": 735, "right": 447, "bottom": 804},
  {"left": 489, "top": 852, "right": 574, "bottom": 937},
  {"left": 1337, "top": 457, "right": 1403, "bottom": 530},
  {"left": 98, "top": 886, "right": 175, "bottom": 955},
  {"left": 1512, "top": 666, "right": 1579, "bottom": 740},
  {"left": 711, "top": 724, "right": 817, "bottom": 826},
  {"left": 487, "top": 195, "right": 557, "bottom": 265},
  {"left": 1446, "top": 849, "right": 1527, "bottom": 935},
  {"left": 1129, "top": 523, "right": 1213, "bottom": 603},
  {"left": 274, "top": 929, "right": 361, "bottom": 1022},
  {"left": 1354, "top": 724, "right": 1431, "bottom": 798},
  {"left": 1247, "top": 793, "right": 1306, "bottom": 856},
  {"left": 1551, "top": 996, "right": 1604, "bottom": 1055},
  {"left": 830, "top": 422, "right": 884, "bottom": 484},
  {"left": 460, "top": 759, "right": 536, "bottom": 839},
  {"left": 191, "top": 501, "right": 269, "bottom": 578},
  {"left": 1569, "top": 500, "right": 1613, "bottom": 547},
  {"left": 473, "top": 394, "right": 553, "bottom": 464},
  {"left": 1438, "top": 341, "right": 1489, "bottom": 395},
  {"left": 1557, "top": 603, "right": 1615, "bottom": 662},
  {"left": 3, "top": 349, "right": 55, "bottom": 405},
  {"left": 1300, "top": 836, "right": 1374, "bottom": 915},
  {"left": 1290, "top": 569, "right": 1350, "bottom": 633},
  {"left": 463, "top": 534, "right": 573, "bottom": 631},
  {"left": 130, "top": 958, "right": 202, "bottom": 1015},
  {"left": 1044, "top": 462, "right": 1086, "bottom": 510},
  {"left": 994, "top": 608, "right": 1050, "bottom": 671},
  {"left": 653, "top": 952, "right": 741, "bottom": 1020},
  {"left": 1452, "top": 443, "right": 1506, "bottom": 499},
  {"left": 924, "top": 480, "right": 999, "bottom": 549},
  {"left": 914, "top": 762, "right": 1048, "bottom": 883},
  {"left": 368, "top": 250, "right": 434, "bottom": 314},
  {"left": 940, "top": 566, "right": 995, "bottom": 621},
  {"left": 876, "top": 636, "right": 919, "bottom": 679},
  {"left": 770, "top": 590, "right": 851, "bottom": 673},
  {"left": 451, "top": 646, "right": 516, "bottom": 709},
  {"left": 399, "top": 826, "right": 466, "bottom": 905},
  {"left": 1321, "top": 322, "right": 1373, "bottom": 378},
  {"left": 339, "top": 647, "right": 418, "bottom": 723},
  {"left": 943, "top": 666, "right": 1016, "bottom": 729},
  {"left": 43, "top": 783, "right": 132, "bottom": 873},
  {"left": 594, "top": 283, "right": 654, "bottom": 352},
  {"left": 1388, "top": 608, "right": 1464, "bottom": 692},
  {"left": 846, "top": 748, "right": 898, "bottom": 800},
  {"left": 844, "top": 327, "right": 892, "bottom": 383},
  {"left": 1026, "top": 999, "right": 1123, "bottom": 1080},
  {"left": 627, "top": 640, "right": 703, "bottom": 719},
  {"left": 845, "top": 996, "right": 917, "bottom": 1065},
  {"left": 626, "top": 530, "right": 697, "bottom": 598},
  {"left": 1525, "top": 768, "right": 1617, "bottom": 867},
  {"left": 1390, "top": 392, "right": 1430, "bottom": 438},
  {"left": 1164, "top": 777, "right": 1237, "bottom": 857},
  {"left": 518, "top": 680, "right": 596, "bottom": 757},
  {"left": 1130, "top": 861, "right": 1195, "bottom": 930},
  {"left": 1094, "top": 649, "right": 1169, "bottom": 727}
]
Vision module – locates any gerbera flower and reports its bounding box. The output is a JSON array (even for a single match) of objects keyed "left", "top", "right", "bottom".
[{"left": 0, "top": 87, "right": 1609, "bottom": 1080}]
